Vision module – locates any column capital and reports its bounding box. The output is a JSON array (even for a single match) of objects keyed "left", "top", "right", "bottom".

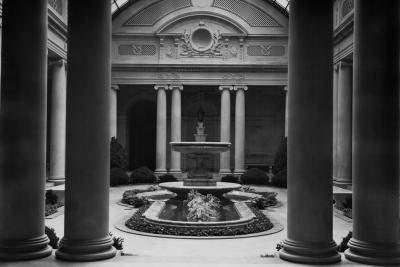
[
  {"left": 219, "top": 85, "right": 233, "bottom": 91},
  {"left": 334, "top": 63, "right": 339, "bottom": 72},
  {"left": 111, "top": 84, "right": 119, "bottom": 91},
  {"left": 234, "top": 85, "right": 248, "bottom": 91},
  {"left": 169, "top": 84, "right": 183, "bottom": 91},
  {"left": 339, "top": 61, "right": 352, "bottom": 69},
  {"left": 49, "top": 58, "right": 66, "bottom": 68},
  {"left": 283, "top": 85, "right": 288, "bottom": 92},
  {"left": 154, "top": 84, "right": 169, "bottom": 91}
]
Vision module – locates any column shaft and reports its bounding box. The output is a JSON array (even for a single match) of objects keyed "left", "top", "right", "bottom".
[
  {"left": 219, "top": 86, "right": 232, "bottom": 174},
  {"left": 49, "top": 59, "right": 67, "bottom": 183},
  {"left": 155, "top": 85, "right": 168, "bottom": 174},
  {"left": 234, "top": 86, "right": 247, "bottom": 174},
  {"left": 335, "top": 62, "right": 352, "bottom": 185},
  {"left": 332, "top": 64, "right": 339, "bottom": 181},
  {"left": 284, "top": 86, "right": 288, "bottom": 137},
  {"left": 345, "top": 0, "right": 400, "bottom": 264},
  {"left": 110, "top": 85, "right": 119, "bottom": 139},
  {"left": 56, "top": 0, "right": 116, "bottom": 261},
  {"left": 279, "top": 0, "right": 340, "bottom": 264},
  {"left": 170, "top": 85, "right": 183, "bottom": 174},
  {"left": 0, "top": 0, "right": 52, "bottom": 260}
]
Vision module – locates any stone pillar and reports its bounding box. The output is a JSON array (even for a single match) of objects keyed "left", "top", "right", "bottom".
[
  {"left": 110, "top": 84, "right": 119, "bottom": 139},
  {"left": 219, "top": 85, "right": 233, "bottom": 174},
  {"left": 278, "top": 0, "right": 340, "bottom": 264},
  {"left": 234, "top": 85, "right": 247, "bottom": 174},
  {"left": 334, "top": 61, "right": 352, "bottom": 185},
  {"left": 0, "top": 0, "right": 52, "bottom": 260},
  {"left": 169, "top": 84, "right": 183, "bottom": 174},
  {"left": 48, "top": 59, "right": 67, "bottom": 184},
  {"left": 332, "top": 64, "right": 339, "bottom": 181},
  {"left": 284, "top": 85, "right": 288, "bottom": 137},
  {"left": 56, "top": 0, "right": 116, "bottom": 261},
  {"left": 155, "top": 85, "right": 168, "bottom": 174},
  {"left": 344, "top": 0, "right": 400, "bottom": 265}
]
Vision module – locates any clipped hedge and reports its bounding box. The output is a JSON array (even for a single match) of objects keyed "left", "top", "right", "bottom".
[
  {"left": 240, "top": 168, "right": 268, "bottom": 185},
  {"left": 221, "top": 175, "right": 239, "bottom": 183},
  {"left": 271, "top": 169, "right": 287, "bottom": 188},
  {"left": 129, "top": 166, "right": 157, "bottom": 184},
  {"left": 158, "top": 174, "right": 177, "bottom": 183},
  {"left": 110, "top": 137, "right": 128, "bottom": 170},
  {"left": 110, "top": 167, "right": 129, "bottom": 186}
]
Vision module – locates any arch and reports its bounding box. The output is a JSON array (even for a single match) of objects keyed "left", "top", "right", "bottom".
[{"left": 127, "top": 100, "right": 157, "bottom": 170}]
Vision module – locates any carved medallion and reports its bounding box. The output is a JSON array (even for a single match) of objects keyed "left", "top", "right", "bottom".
[
  {"left": 191, "top": 0, "right": 214, "bottom": 7},
  {"left": 180, "top": 25, "right": 223, "bottom": 57}
]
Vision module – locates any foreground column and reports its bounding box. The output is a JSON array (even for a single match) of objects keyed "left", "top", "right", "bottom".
[
  {"left": 219, "top": 85, "right": 233, "bottom": 174},
  {"left": 169, "top": 84, "right": 183, "bottom": 174},
  {"left": 344, "top": 0, "right": 400, "bottom": 264},
  {"left": 49, "top": 59, "right": 67, "bottom": 184},
  {"left": 284, "top": 85, "right": 288, "bottom": 137},
  {"left": 334, "top": 61, "right": 352, "bottom": 185},
  {"left": 0, "top": 0, "right": 52, "bottom": 260},
  {"left": 110, "top": 84, "right": 119, "bottom": 139},
  {"left": 56, "top": 0, "right": 116, "bottom": 261},
  {"left": 155, "top": 85, "right": 168, "bottom": 174},
  {"left": 234, "top": 85, "right": 247, "bottom": 174},
  {"left": 278, "top": 0, "right": 340, "bottom": 264},
  {"left": 332, "top": 64, "right": 339, "bottom": 181}
]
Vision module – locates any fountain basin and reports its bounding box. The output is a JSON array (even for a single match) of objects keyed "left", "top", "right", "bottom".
[
  {"left": 159, "top": 181, "right": 242, "bottom": 199},
  {"left": 170, "top": 141, "right": 231, "bottom": 154}
]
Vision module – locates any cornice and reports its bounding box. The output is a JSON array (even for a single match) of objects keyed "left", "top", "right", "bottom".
[
  {"left": 333, "top": 13, "right": 354, "bottom": 45},
  {"left": 48, "top": 8, "right": 68, "bottom": 41}
]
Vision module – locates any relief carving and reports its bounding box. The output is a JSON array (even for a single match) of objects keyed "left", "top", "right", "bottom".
[{"left": 179, "top": 27, "right": 223, "bottom": 58}]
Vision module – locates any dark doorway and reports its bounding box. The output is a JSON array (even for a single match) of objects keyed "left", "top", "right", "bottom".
[{"left": 128, "top": 100, "right": 156, "bottom": 170}]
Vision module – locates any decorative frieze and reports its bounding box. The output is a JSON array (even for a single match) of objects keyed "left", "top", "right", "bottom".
[
  {"left": 341, "top": 0, "right": 354, "bottom": 18},
  {"left": 118, "top": 44, "right": 157, "bottom": 56},
  {"left": 48, "top": 0, "right": 63, "bottom": 15},
  {"left": 247, "top": 45, "right": 285, "bottom": 57}
]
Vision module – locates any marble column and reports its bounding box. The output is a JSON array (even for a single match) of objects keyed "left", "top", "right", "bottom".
[
  {"left": 56, "top": 0, "right": 116, "bottom": 261},
  {"left": 284, "top": 86, "right": 288, "bottom": 137},
  {"left": 110, "top": 84, "right": 119, "bottom": 139},
  {"left": 219, "top": 85, "right": 233, "bottom": 174},
  {"left": 332, "top": 64, "right": 339, "bottom": 181},
  {"left": 334, "top": 61, "right": 352, "bottom": 185},
  {"left": 48, "top": 59, "right": 67, "bottom": 184},
  {"left": 278, "top": 0, "right": 340, "bottom": 264},
  {"left": 234, "top": 85, "right": 247, "bottom": 174},
  {"left": 169, "top": 84, "right": 183, "bottom": 174},
  {"left": 0, "top": 0, "right": 52, "bottom": 260},
  {"left": 344, "top": 0, "right": 400, "bottom": 264},
  {"left": 155, "top": 85, "right": 168, "bottom": 174}
]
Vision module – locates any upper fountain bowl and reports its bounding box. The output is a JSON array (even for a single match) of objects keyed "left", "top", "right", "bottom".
[{"left": 170, "top": 141, "right": 231, "bottom": 154}]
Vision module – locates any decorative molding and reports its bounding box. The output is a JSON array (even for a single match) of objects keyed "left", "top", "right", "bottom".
[
  {"left": 118, "top": 44, "right": 157, "bottom": 56},
  {"left": 234, "top": 85, "right": 248, "bottom": 91},
  {"left": 247, "top": 45, "right": 285, "bottom": 57},
  {"left": 169, "top": 84, "right": 184, "bottom": 90},
  {"left": 218, "top": 85, "right": 233, "bottom": 91},
  {"left": 48, "top": 0, "right": 63, "bottom": 15},
  {"left": 180, "top": 25, "right": 223, "bottom": 58},
  {"left": 111, "top": 85, "right": 120, "bottom": 91},
  {"left": 341, "top": 0, "right": 354, "bottom": 18},
  {"left": 154, "top": 84, "right": 169, "bottom": 90}
]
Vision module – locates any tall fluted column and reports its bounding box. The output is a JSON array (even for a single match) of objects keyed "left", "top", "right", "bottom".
[
  {"left": 0, "top": 0, "right": 52, "bottom": 260},
  {"left": 110, "top": 84, "right": 119, "bottom": 139},
  {"left": 169, "top": 84, "right": 183, "bottom": 174},
  {"left": 278, "top": 0, "right": 340, "bottom": 264},
  {"left": 335, "top": 62, "right": 352, "bottom": 185},
  {"left": 344, "top": 0, "right": 400, "bottom": 264},
  {"left": 56, "top": 0, "right": 116, "bottom": 261},
  {"left": 234, "top": 85, "right": 247, "bottom": 174},
  {"left": 284, "top": 86, "right": 288, "bottom": 137},
  {"left": 48, "top": 59, "right": 67, "bottom": 184},
  {"left": 155, "top": 85, "right": 168, "bottom": 174},
  {"left": 332, "top": 64, "right": 339, "bottom": 181},
  {"left": 219, "top": 85, "right": 233, "bottom": 174}
]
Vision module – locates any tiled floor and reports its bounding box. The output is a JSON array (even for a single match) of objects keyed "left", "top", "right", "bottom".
[{"left": 2, "top": 185, "right": 366, "bottom": 266}]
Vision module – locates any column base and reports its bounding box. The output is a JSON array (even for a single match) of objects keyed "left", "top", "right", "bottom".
[
  {"left": 333, "top": 179, "right": 352, "bottom": 186},
  {"left": 56, "top": 236, "right": 116, "bottom": 262},
  {"left": 168, "top": 169, "right": 182, "bottom": 174},
  {"left": 279, "top": 239, "right": 341, "bottom": 264},
  {"left": 47, "top": 175, "right": 66, "bottom": 185},
  {"left": 345, "top": 238, "right": 400, "bottom": 265},
  {"left": 219, "top": 169, "right": 232, "bottom": 175},
  {"left": 233, "top": 169, "right": 245, "bottom": 175},
  {"left": 0, "top": 235, "right": 52, "bottom": 261},
  {"left": 154, "top": 169, "right": 168, "bottom": 176}
]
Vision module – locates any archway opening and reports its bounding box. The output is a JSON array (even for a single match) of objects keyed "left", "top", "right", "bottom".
[{"left": 128, "top": 100, "right": 157, "bottom": 170}]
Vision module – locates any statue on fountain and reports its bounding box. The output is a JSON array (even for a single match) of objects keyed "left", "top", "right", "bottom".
[{"left": 194, "top": 106, "right": 207, "bottom": 142}]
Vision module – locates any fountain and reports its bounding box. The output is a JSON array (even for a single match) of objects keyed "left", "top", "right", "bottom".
[{"left": 159, "top": 108, "right": 241, "bottom": 197}]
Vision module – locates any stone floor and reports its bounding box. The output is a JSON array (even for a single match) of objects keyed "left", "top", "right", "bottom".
[{"left": 2, "top": 185, "right": 369, "bottom": 266}]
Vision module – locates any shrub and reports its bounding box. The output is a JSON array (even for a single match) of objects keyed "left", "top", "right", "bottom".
[
  {"left": 109, "top": 232, "right": 124, "bottom": 250},
  {"left": 45, "top": 190, "right": 58, "bottom": 205},
  {"left": 45, "top": 226, "right": 59, "bottom": 249},
  {"left": 252, "top": 192, "right": 278, "bottom": 209},
  {"left": 45, "top": 203, "right": 63, "bottom": 216},
  {"left": 110, "top": 167, "right": 129, "bottom": 186},
  {"left": 240, "top": 168, "right": 268, "bottom": 185},
  {"left": 122, "top": 195, "right": 149, "bottom": 208},
  {"left": 221, "top": 175, "right": 239, "bottom": 183},
  {"left": 158, "top": 174, "right": 177, "bottom": 183},
  {"left": 272, "top": 137, "right": 287, "bottom": 175},
  {"left": 337, "top": 231, "right": 352, "bottom": 252},
  {"left": 129, "top": 166, "right": 156, "bottom": 184},
  {"left": 271, "top": 169, "right": 287, "bottom": 188},
  {"left": 110, "top": 137, "right": 128, "bottom": 170}
]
